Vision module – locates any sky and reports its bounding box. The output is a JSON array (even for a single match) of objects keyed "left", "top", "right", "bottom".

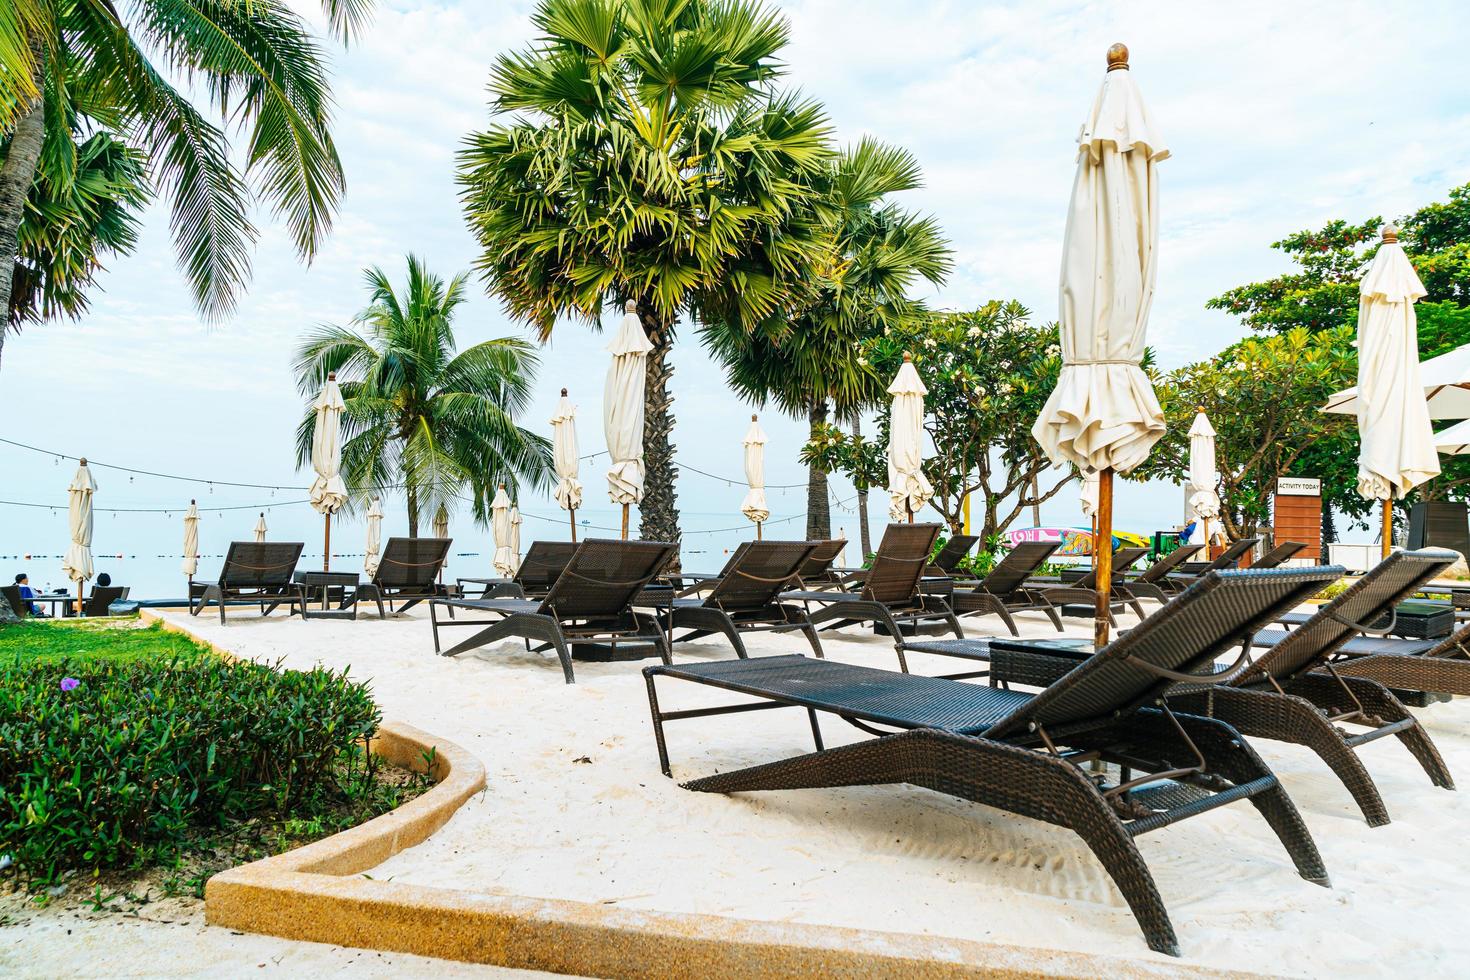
[{"left": 2, "top": 0, "right": 1469, "bottom": 593}]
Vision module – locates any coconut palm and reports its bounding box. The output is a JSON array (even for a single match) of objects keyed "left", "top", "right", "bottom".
[
  {"left": 293, "top": 256, "right": 552, "bottom": 536},
  {"left": 702, "top": 138, "right": 952, "bottom": 537},
  {"left": 456, "top": 0, "right": 833, "bottom": 547},
  {"left": 0, "top": 0, "right": 372, "bottom": 374}
]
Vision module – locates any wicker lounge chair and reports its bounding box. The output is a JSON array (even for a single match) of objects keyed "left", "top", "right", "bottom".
[
  {"left": 1112, "top": 544, "right": 1203, "bottom": 606},
  {"left": 793, "top": 538, "right": 851, "bottom": 590},
  {"left": 1, "top": 585, "right": 28, "bottom": 618},
  {"left": 189, "top": 542, "right": 305, "bottom": 624},
  {"left": 1167, "top": 536, "right": 1260, "bottom": 586},
  {"left": 644, "top": 565, "right": 1339, "bottom": 956},
  {"left": 780, "top": 523, "right": 961, "bottom": 667},
  {"left": 650, "top": 540, "right": 823, "bottom": 658},
  {"left": 429, "top": 539, "right": 676, "bottom": 683},
  {"left": 929, "top": 533, "right": 980, "bottom": 575},
  {"left": 458, "top": 540, "right": 578, "bottom": 600},
  {"left": 352, "top": 537, "right": 454, "bottom": 617},
  {"left": 943, "top": 541, "right": 1064, "bottom": 635},
  {"left": 81, "top": 585, "right": 128, "bottom": 617},
  {"left": 1251, "top": 540, "right": 1307, "bottom": 569},
  {"left": 1027, "top": 546, "right": 1152, "bottom": 625}
]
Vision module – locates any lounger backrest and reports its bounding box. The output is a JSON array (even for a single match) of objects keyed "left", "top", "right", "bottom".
[
  {"left": 374, "top": 537, "right": 452, "bottom": 588},
  {"left": 82, "top": 586, "right": 125, "bottom": 617},
  {"left": 514, "top": 541, "right": 579, "bottom": 592},
  {"left": 713, "top": 541, "right": 754, "bottom": 580},
  {"left": 979, "top": 541, "right": 1060, "bottom": 595},
  {"left": 219, "top": 542, "right": 304, "bottom": 588},
  {"left": 1, "top": 585, "right": 27, "bottom": 618},
  {"left": 541, "top": 539, "right": 676, "bottom": 619},
  {"left": 861, "top": 523, "right": 942, "bottom": 604},
  {"left": 931, "top": 534, "right": 980, "bottom": 574},
  {"left": 1252, "top": 540, "right": 1306, "bottom": 569},
  {"left": 1070, "top": 546, "right": 1151, "bottom": 589},
  {"left": 704, "top": 541, "right": 816, "bottom": 611},
  {"left": 1205, "top": 537, "right": 1260, "bottom": 571},
  {"left": 1236, "top": 549, "right": 1457, "bottom": 684},
  {"left": 982, "top": 566, "right": 1343, "bottom": 739},
  {"left": 1426, "top": 621, "right": 1470, "bottom": 659},
  {"left": 1135, "top": 544, "right": 1202, "bottom": 583},
  {"left": 797, "top": 539, "right": 846, "bottom": 580}
]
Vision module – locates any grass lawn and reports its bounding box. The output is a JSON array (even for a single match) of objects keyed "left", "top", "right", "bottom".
[{"left": 0, "top": 618, "right": 212, "bottom": 666}]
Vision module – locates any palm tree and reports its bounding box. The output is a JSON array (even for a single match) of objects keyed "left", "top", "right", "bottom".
[
  {"left": 0, "top": 0, "right": 372, "bottom": 374},
  {"left": 293, "top": 256, "right": 552, "bottom": 536},
  {"left": 702, "top": 138, "right": 952, "bottom": 537},
  {"left": 456, "top": 0, "right": 833, "bottom": 549}
]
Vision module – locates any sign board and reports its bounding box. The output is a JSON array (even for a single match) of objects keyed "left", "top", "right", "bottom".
[{"left": 1276, "top": 477, "right": 1321, "bottom": 496}]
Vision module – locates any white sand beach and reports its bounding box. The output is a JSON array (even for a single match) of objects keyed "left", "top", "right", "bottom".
[{"left": 60, "top": 602, "right": 1464, "bottom": 977}]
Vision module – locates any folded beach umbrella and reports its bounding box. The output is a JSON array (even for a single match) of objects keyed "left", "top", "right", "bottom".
[
  {"left": 364, "top": 498, "right": 384, "bottom": 577},
  {"left": 182, "top": 500, "right": 200, "bottom": 579},
  {"left": 62, "top": 459, "right": 96, "bottom": 605},
  {"left": 309, "top": 372, "right": 348, "bottom": 570},
  {"left": 510, "top": 505, "right": 522, "bottom": 573},
  {"left": 253, "top": 512, "right": 268, "bottom": 543},
  {"left": 604, "top": 301, "right": 652, "bottom": 539},
  {"left": 1351, "top": 225, "right": 1440, "bottom": 556},
  {"left": 432, "top": 502, "right": 449, "bottom": 540},
  {"left": 491, "top": 484, "right": 515, "bottom": 577},
  {"left": 887, "top": 354, "right": 933, "bottom": 521},
  {"left": 1188, "top": 410, "right": 1221, "bottom": 547},
  {"left": 1031, "top": 43, "right": 1168, "bottom": 645},
  {"left": 741, "top": 415, "right": 770, "bottom": 536},
  {"left": 551, "top": 388, "right": 583, "bottom": 541},
  {"left": 1079, "top": 470, "right": 1099, "bottom": 518}
]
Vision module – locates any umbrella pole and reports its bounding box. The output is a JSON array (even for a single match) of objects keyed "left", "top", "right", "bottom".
[
  {"left": 907, "top": 501, "right": 914, "bottom": 524},
  {"left": 1094, "top": 469, "right": 1115, "bottom": 649},
  {"left": 324, "top": 512, "right": 331, "bottom": 572},
  {"left": 569, "top": 507, "right": 578, "bottom": 543},
  {"left": 1382, "top": 499, "right": 1393, "bottom": 559},
  {"left": 621, "top": 504, "right": 629, "bottom": 541},
  {"left": 756, "top": 521, "right": 763, "bottom": 540}
]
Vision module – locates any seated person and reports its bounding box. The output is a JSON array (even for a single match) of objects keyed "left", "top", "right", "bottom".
[{"left": 14, "top": 573, "right": 45, "bottom": 617}]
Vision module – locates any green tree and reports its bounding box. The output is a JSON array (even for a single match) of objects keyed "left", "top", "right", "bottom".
[
  {"left": 292, "top": 256, "right": 552, "bottom": 536},
  {"left": 1132, "top": 327, "right": 1357, "bottom": 538},
  {"left": 701, "top": 137, "right": 951, "bottom": 538},
  {"left": 800, "top": 419, "right": 884, "bottom": 552},
  {"left": 849, "top": 302, "right": 1069, "bottom": 538},
  {"left": 0, "top": 0, "right": 372, "bottom": 373},
  {"left": 456, "top": 0, "right": 833, "bottom": 549}
]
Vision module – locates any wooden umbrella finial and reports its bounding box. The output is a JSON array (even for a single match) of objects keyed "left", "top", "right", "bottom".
[
  {"left": 561, "top": 387, "right": 568, "bottom": 396},
  {"left": 1382, "top": 223, "right": 1399, "bottom": 244},
  {"left": 327, "top": 370, "right": 336, "bottom": 380},
  {"left": 191, "top": 498, "right": 196, "bottom": 505},
  {"left": 751, "top": 413, "right": 758, "bottom": 421},
  {"left": 903, "top": 351, "right": 913, "bottom": 362},
  {"left": 79, "top": 457, "right": 87, "bottom": 465},
  {"left": 1107, "top": 43, "right": 1129, "bottom": 71},
  {"left": 624, "top": 299, "right": 638, "bottom": 313}
]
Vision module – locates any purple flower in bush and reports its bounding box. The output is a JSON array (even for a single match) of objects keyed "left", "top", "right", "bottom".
[{"left": 59, "top": 677, "right": 80, "bottom": 693}]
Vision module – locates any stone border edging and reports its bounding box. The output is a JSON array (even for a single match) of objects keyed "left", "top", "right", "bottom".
[{"left": 142, "top": 609, "right": 1252, "bottom": 979}]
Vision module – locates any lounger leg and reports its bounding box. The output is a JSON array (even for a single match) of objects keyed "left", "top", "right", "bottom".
[
  {"left": 429, "top": 600, "right": 442, "bottom": 653},
  {"left": 961, "top": 595, "right": 1020, "bottom": 637},
  {"left": 645, "top": 671, "right": 673, "bottom": 777},
  {"left": 1173, "top": 687, "right": 1393, "bottom": 827},
  {"left": 681, "top": 729, "right": 1180, "bottom": 956}
]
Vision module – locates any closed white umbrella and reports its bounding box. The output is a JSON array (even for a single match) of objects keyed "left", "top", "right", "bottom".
[
  {"left": 510, "top": 505, "right": 522, "bottom": 573},
  {"left": 182, "top": 500, "right": 200, "bottom": 580},
  {"left": 551, "top": 388, "right": 583, "bottom": 542},
  {"left": 432, "top": 502, "right": 449, "bottom": 540},
  {"left": 62, "top": 459, "right": 96, "bottom": 611},
  {"left": 1352, "top": 225, "right": 1439, "bottom": 556},
  {"left": 309, "top": 372, "right": 348, "bottom": 570},
  {"left": 253, "top": 512, "right": 268, "bottom": 543},
  {"left": 604, "top": 301, "right": 652, "bottom": 539},
  {"left": 741, "top": 414, "right": 769, "bottom": 536},
  {"left": 364, "top": 498, "right": 384, "bottom": 578},
  {"left": 1079, "top": 470, "right": 1100, "bottom": 518},
  {"left": 1187, "top": 410, "right": 1221, "bottom": 550},
  {"left": 491, "top": 484, "right": 515, "bottom": 577},
  {"left": 1031, "top": 43, "right": 1168, "bottom": 646},
  {"left": 887, "top": 354, "right": 933, "bottom": 521}
]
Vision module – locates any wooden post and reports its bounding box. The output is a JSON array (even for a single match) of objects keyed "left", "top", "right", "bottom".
[
  {"left": 323, "top": 511, "right": 331, "bottom": 572},
  {"left": 621, "top": 503, "right": 630, "bottom": 540},
  {"left": 756, "top": 521, "right": 763, "bottom": 540},
  {"left": 1382, "top": 498, "right": 1393, "bottom": 559},
  {"left": 1094, "top": 468, "right": 1115, "bottom": 649},
  {"left": 569, "top": 508, "right": 578, "bottom": 543}
]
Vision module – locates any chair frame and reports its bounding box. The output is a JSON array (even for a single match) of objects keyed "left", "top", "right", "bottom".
[
  {"left": 944, "top": 541, "right": 1066, "bottom": 635},
  {"left": 353, "top": 537, "right": 455, "bottom": 617},
  {"left": 189, "top": 542, "right": 305, "bottom": 624}
]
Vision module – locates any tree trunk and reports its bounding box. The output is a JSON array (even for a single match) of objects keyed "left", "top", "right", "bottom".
[
  {"left": 1321, "top": 500, "right": 1337, "bottom": 546},
  {"left": 639, "top": 308, "right": 681, "bottom": 564},
  {"left": 0, "top": 34, "right": 47, "bottom": 373},
  {"left": 406, "top": 483, "right": 419, "bottom": 538},
  {"left": 806, "top": 398, "right": 830, "bottom": 539},
  {"left": 851, "top": 414, "right": 871, "bottom": 556}
]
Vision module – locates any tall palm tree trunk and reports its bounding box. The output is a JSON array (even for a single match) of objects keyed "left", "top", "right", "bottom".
[
  {"left": 0, "top": 36, "right": 47, "bottom": 373},
  {"left": 406, "top": 483, "right": 420, "bottom": 538},
  {"left": 639, "top": 309, "right": 681, "bottom": 561},
  {"left": 806, "top": 397, "right": 830, "bottom": 539},
  {"left": 851, "top": 413, "right": 871, "bottom": 555}
]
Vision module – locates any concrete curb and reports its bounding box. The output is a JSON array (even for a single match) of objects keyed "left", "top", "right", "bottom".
[{"left": 143, "top": 610, "right": 1249, "bottom": 979}]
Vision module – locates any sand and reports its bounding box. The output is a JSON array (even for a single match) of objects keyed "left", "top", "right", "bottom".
[{"left": 51, "top": 602, "right": 1470, "bottom": 975}]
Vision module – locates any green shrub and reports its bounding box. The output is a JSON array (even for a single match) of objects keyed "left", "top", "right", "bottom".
[{"left": 0, "top": 653, "right": 380, "bottom": 886}]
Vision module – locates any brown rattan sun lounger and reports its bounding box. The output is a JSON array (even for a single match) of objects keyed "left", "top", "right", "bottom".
[
  {"left": 1166, "top": 536, "right": 1260, "bottom": 587},
  {"left": 353, "top": 537, "right": 454, "bottom": 616},
  {"left": 644, "top": 565, "right": 1339, "bottom": 956},
  {"left": 791, "top": 538, "right": 850, "bottom": 590},
  {"left": 1026, "top": 546, "right": 1151, "bottom": 625},
  {"left": 646, "top": 540, "right": 822, "bottom": 658},
  {"left": 780, "top": 523, "right": 961, "bottom": 666},
  {"left": 1251, "top": 540, "right": 1307, "bottom": 570},
  {"left": 458, "top": 540, "right": 578, "bottom": 599},
  {"left": 943, "top": 541, "right": 1064, "bottom": 635},
  {"left": 81, "top": 585, "right": 128, "bottom": 617},
  {"left": 1, "top": 585, "right": 28, "bottom": 618},
  {"left": 1112, "top": 544, "right": 1203, "bottom": 606},
  {"left": 429, "top": 539, "right": 676, "bottom": 683},
  {"left": 190, "top": 542, "right": 306, "bottom": 624}
]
